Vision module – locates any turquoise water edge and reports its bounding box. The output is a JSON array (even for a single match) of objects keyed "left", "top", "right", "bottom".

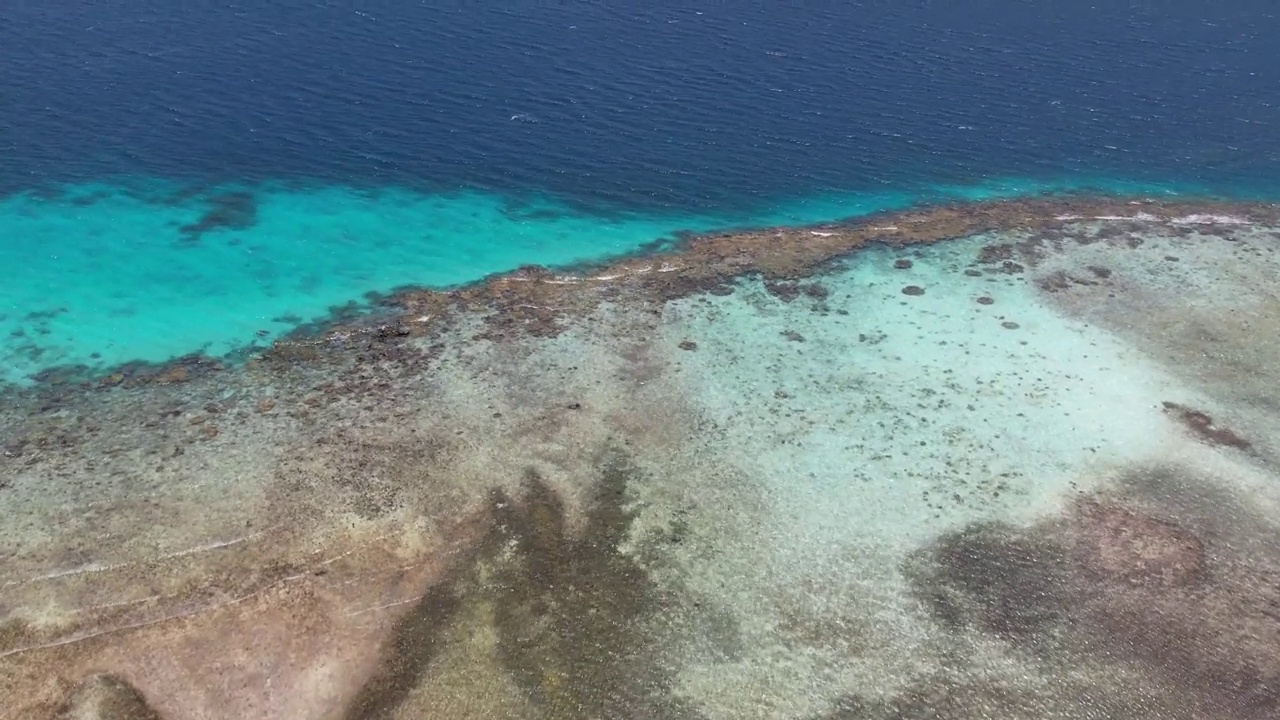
[{"left": 0, "top": 175, "right": 1227, "bottom": 386}]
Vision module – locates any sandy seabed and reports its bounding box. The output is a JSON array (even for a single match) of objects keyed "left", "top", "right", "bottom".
[{"left": 4, "top": 196, "right": 1280, "bottom": 719}]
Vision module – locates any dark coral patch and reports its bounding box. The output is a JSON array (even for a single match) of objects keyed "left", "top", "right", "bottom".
[
  {"left": 1071, "top": 498, "right": 1205, "bottom": 588},
  {"left": 178, "top": 190, "right": 259, "bottom": 243},
  {"left": 764, "top": 280, "right": 803, "bottom": 302},
  {"left": 342, "top": 452, "right": 702, "bottom": 720},
  {"left": 901, "top": 468, "right": 1280, "bottom": 720},
  {"left": 977, "top": 244, "right": 1016, "bottom": 264},
  {"left": 1162, "top": 401, "right": 1251, "bottom": 450},
  {"left": 905, "top": 522, "right": 1069, "bottom": 641}
]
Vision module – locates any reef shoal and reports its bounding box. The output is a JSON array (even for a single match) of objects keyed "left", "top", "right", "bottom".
[
  {"left": 11, "top": 193, "right": 1280, "bottom": 396},
  {"left": 4, "top": 195, "right": 1280, "bottom": 720}
]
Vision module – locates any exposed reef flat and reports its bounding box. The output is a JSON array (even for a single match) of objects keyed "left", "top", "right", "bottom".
[{"left": 4, "top": 196, "right": 1280, "bottom": 719}]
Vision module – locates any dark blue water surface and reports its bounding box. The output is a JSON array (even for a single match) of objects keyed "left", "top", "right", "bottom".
[{"left": 3, "top": 2, "right": 1278, "bottom": 211}]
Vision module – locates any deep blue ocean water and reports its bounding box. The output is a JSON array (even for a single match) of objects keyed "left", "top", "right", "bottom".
[{"left": 1, "top": 2, "right": 1278, "bottom": 382}]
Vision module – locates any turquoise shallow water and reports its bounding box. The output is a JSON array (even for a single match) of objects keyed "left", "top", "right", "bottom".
[{"left": 0, "top": 176, "right": 1217, "bottom": 385}]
